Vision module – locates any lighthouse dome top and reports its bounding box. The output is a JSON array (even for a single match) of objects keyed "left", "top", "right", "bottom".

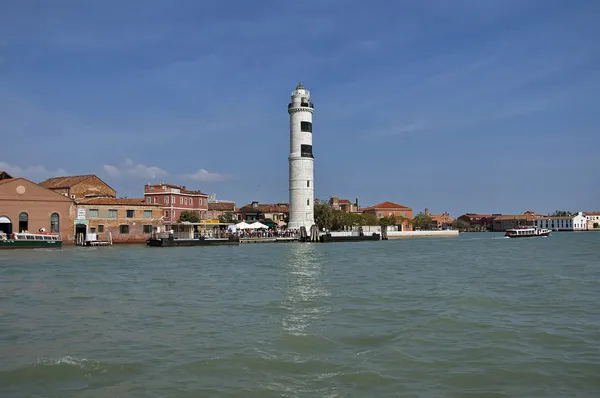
[{"left": 291, "top": 81, "right": 310, "bottom": 98}]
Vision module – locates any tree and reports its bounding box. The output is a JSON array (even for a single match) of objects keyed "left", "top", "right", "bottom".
[
  {"left": 378, "top": 214, "right": 397, "bottom": 227},
  {"left": 412, "top": 212, "right": 433, "bottom": 230},
  {"left": 361, "top": 212, "right": 378, "bottom": 226},
  {"left": 452, "top": 219, "right": 470, "bottom": 231},
  {"left": 218, "top": 211, "right": 237, "bottom": 224},
  {"left": 551, "top": 210, "right": 574, "bottom": 217},
  {"left": 314, "top": 202, "right": 334, "bottom": 230},
  {"left": 178, "top": 211, "right": 200, "bottom": 223}
]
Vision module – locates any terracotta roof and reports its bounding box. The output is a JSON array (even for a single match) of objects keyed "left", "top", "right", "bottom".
[
  {"left": 39, "top": 175, "right": 97, "bottom": 189},
  {"left": 338, "top": 199, "right": 352, "bottom": 205},
  {"left": 76, "top": 197, "right": 161, "bottom": 206},
  {"left": 583, "top": 211, "right": 600, "bottom": 216},
  {"left": 0, "top": 177, "right": 75, "bottom": 200},
  {"left": 238, "top": 203, "right": 290, "bottom": 213},
  {"left": 0, "top": 178, "right": 14, "bottom": 186},
  {"left": 208, "top": 202, "right": 236, "bottom": 211},
  {"left": 460, "top": 213, "right": 493, "bottom": 218},
  {"left": 144, "top": 183, "right": 207, "bottom": 196},
  {"left": 362, "top": 201, "right": 412, "bottom": 211}
]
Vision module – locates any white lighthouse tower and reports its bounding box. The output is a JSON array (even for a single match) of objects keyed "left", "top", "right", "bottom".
[{"left": 287, "top": 82, "right": 315, "bottom": 230}]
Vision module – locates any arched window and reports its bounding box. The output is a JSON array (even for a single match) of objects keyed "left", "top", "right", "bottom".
[
  {"left": 50, "top": 213, "right": 60, "bottom": 233},
  {"left": 19, "top": 212, "right": 28, "bottom": 232}
]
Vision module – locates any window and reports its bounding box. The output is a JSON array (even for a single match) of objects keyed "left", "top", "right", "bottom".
[
  {"left": 300, "top": 121, "right": 312, "bottom": 132},
  {"left": 88, "top": 209, "right": 99, "bottom": 218},
  {"left": 165, "top": 196, "right": 169, "bottom": 204},
  {"left": 90, "top": 227, "right": 96, "bottom": 233},
  {"left": 50, "top": 213, "right": 60, "bottom": 233},
  {"left": 307, "top": 180, "right": 310, "bottom": 187},
  {"left": 19, "top": 212, "right": 28, "bottom": 232},
  {"left": 189, "top": 198, "right": 193, "bottom": 206},
  {"left": 307, "top": 199, "right": 310, "bottom": 206},
  {"left": 126, "top": 210, "right": 134, "bottom": 218},
  {"left": 180, "top": 197, "right": 183, "bottom": 205},
  {"left": 274, "top": 215, "right": 278, "bottom": 220},
  {"left": 165, "top": 211, "right": 169, "bottom": 218},
  {"left": 119, "top": 225, "right": 129, "bottom": 234},
  {"left": 143, "top": 225, "right": 152, "bottom": 234},
  {"left": 300, "top": 144, "right": 313, "bottom": 158},
  {"left": 108, "top": 209, "right": 117, "bottom": 218},
  {"left": 144, "top": 210, "right": 152, "bottom": 219},
  {"left": 184, "top": 198, "right": 188, "bottom": 205},
  {"left": 98, "top": 225, "right": 104, "bottom": 233},
  {"left": 153, "top": 197, "right": 157, "bottom": 204},
  {"left": 238, "top": 214, "right": 242, "bottom": 220},
  {"left": 146, "top": 197, "right": 151, "bottom": 203},
  {"left": 378, "top": 212, "right": 384, "bottom": 218}
]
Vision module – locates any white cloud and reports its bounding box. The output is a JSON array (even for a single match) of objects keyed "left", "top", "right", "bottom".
[
  {"left": 0, "top": 161, "right": 67, "bottom": 181},
  {"left": 183, "top": 169, "right": 227, "bottom": 182},
  {"left": 102, "top": 159, "right": 169, "bottom": 180}
]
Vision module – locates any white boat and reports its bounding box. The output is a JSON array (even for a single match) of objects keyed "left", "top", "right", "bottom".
[{"left": 505, "top": 226, "right": 551, "bottom": 238}]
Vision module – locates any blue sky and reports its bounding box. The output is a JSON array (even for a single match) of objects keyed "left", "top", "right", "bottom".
[{"left": 1, "top": 0, "right": 599, "bottom": 216}]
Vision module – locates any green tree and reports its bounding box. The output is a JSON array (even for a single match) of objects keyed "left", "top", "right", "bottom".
[
  {"left": 551, "top": 210, "right": 574, "bottom": 217},
  {"left": 452, "top": 219, "right": 470, "bottom": 231},
  {"left": 378, "top": 214, "right": 397, "bottom": 227},
  {"left": 178, "top": 210, "right": 200, "bottom": 223},
  {"left": 361, "top": 212, "right": 378, "bottom": 226},
  {"left": 412, "top": 212, "right": 433, "bottom": 230},
  {"left": 314, "top": 202, "right": 333, "bottom": 230},
  {"left": 218, "top": 211, "right": 237, "bottom": 224}
]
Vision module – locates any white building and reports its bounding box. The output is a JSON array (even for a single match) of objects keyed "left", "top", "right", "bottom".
[
  {"left": 534, "top": 212, "right": 588, "bottom": 231},
  {"left": 287, "top": 82, "right": 315, "bottom": 230},
  {"left": 584, "top": 212, "right": 600, "bottom": 230}
]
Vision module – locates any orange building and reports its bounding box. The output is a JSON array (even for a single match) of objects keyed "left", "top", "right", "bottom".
[{"left": 361, "top": 201, "right": 413, "bottom": 231}]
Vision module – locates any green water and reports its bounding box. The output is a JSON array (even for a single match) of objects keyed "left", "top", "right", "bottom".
[{"left": 1, "top": 233, "right": 599, "bottom": 397}]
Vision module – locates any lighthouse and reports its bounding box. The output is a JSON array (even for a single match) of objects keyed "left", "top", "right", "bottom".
[{"left": 287, "top": 82, "right": 315, "bottom": 230}]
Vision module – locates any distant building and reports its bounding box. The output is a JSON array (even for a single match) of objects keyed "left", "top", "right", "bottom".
[
  {"left": 75, "top": 197, "right": 163, "bottom": 243},
  {"left": 0, "top": 171, "right": 13, "bottom": 181},
  {"left": 427, "top": 209, "right": 454, "bottom": 229},
  {"left": 0, "top": 177, "right": 74, "bottom": 241},
  {"left": 361, "top": 201, "right": 413, "bottom": 231},
  {"left": 492, "top": 211, "right": 539, "bottom": 231},
  {"left": 144, "top": 183, "right": 209, "bottom": 226},
  {"left": 237, "top": 201, "right": 289, "bottom": 228},
  {"left": 534, "top": 212, "right": 588, "bottom": 231},
  {"left": 207, "top": 201, "right": 236, "bottom": 221},
  {"left": 329, "top": 197, "right": 359, "bottom": 213},
  {"left": 457, "top": 213, "right": 494, "bottom": 231},
  {"left": 39, "top": 174, "right": 116, "bottom": 199},
  {"left": 584, "top": 212, "right": 600, "bottom": 230}
]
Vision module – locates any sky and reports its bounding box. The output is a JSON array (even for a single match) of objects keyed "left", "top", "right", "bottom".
[{"left": 1, "top": 0, "right": 599, "bottom": 217}]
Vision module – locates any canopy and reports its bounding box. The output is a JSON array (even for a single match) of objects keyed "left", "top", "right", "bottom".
[
  {"left": 235, "top": 221, "right": 253, "bottom": 229},
  {"left": 249, "top": 222, "right": 269, "bottom": 229}
]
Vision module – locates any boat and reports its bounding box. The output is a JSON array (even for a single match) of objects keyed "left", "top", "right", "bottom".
[
  {"left": 505, "top": 226, "right": 551, "bottom": 238},
  {"left": 0, "top": 231, "right": 63, "bottom": 249},
  {"left": 147, "top": 235, "right": 240, "bottom": 247},
  {"left": 319, "top": 232, "right": 381, "bottom": 243}
]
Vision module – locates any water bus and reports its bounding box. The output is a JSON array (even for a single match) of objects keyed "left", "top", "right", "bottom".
[
  {"left": 0, "top": 231, "right": 63, "bottom": 249},
  {"left": 505, "top": 226, "right": 551, "bottom": 238}
]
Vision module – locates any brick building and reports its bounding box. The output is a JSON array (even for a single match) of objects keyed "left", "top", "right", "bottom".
[
  {"left": 0, "top": 177, "right": 74, "bottom": 242},
  {"left": 0, "top": 171, "right": 13, "bottom": 181},
  {"left": 361, "top": 201, "right": 413, "bottom": 231},
  {"left": 39, "top": 174, "right": 116, "bottom": 199},
  {"left": 207, "top": 201, "right": 236, "bottom": 221},
  {"left": 329, "top": 197, "right": 359, "bottom": 213},
  {"left": 237, "top": 201, "right": 290, "bottom": 228},
  {"left": 492, "top": 211, "right": 538, "bottom": 231},
  {"left": 457, "top": 213, "right": 494, "bottom": 231},
  {"left": 427, "top": 209, "right": 454, "bottom": 229},
  {"left": 74, "top": 197, "right": 163, "bottom": 243},
  {"left": 144, "top": 183, "right": 209, "bottom": 226}
]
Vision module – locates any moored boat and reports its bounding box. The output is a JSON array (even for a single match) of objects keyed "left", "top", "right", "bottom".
[
  {"left": 147, "top": 235, "right": 240, "bottom": 247},
  {"left": 0, "top": 231, "right": 63, "bottom": 249},
  {"left": 505, "top": 226, "right": 551, "bottom": 238}
]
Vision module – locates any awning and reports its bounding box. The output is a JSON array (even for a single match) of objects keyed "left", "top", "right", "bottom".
[{"left": 0, "top": 216, "right": 11, "bottom": 223}]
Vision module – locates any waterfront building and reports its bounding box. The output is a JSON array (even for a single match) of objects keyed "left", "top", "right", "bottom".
[
  {"left": 207, "top": 201, "right": 236, "bottom": 221},
  {"left": 39, "top": 174, "right": 116, "bottom": 199},
  {"left": 0, "top": 177, "right": 74, "bottom": 241},
  {"left": 361, "top": 201, "right": 413, "bottom": 231},
  {"left": 287, "top": 82, "right": 315, "bottom": 230},
  {"left": 457, "top": 213, "right": 494, "bottom": 231},
  {"left": 237, "top": 201, "right": 289, "bottom": 228},
  {"left": 534, "top": 212, "right": 588, "bottom": 231},
  {"left": 491, "top": 211, "right": 538, "bottom": 232},
  {"left": 427, "top": 209, "right": 454, "bottom": 229},
  {"left": 74, "top": 197, "right": 163, "bottom": 243},
  {"left": 584, "top": 212, "right": 600, "bottom": 230},
  {"left": 329, "top": 197, "right": 360, "bottom": 213},
  {"left": 143, "top": 183, "right": 209, "bottom": 226}
]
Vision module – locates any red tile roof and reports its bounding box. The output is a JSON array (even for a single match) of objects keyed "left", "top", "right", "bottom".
[
  {"left": 338, "top": 199, "right": 352, "bottom": 205},
  {"left": 238, "top": 203, "right": 289, "bottom": 213},
  {"left": 76, "top": 197, "right": 161, "bottom": 206},
  {"left": 39, "top": 175, "right": 96, "bottom": 189},
  {"left": 362, "top": 201, "right": 412, "bottom": 211},
  {"left": 583, "top": 211, "right": 600, "bottom": 216},
  {"left": 208, "top": 202, "right": 236, "bottom": 211}
]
